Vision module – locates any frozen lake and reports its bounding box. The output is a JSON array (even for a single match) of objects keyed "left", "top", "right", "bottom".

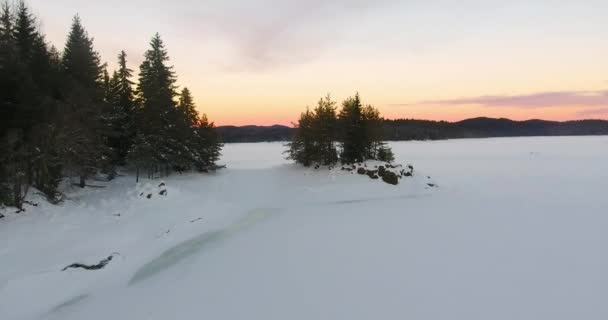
[{"left": 1, "top": 137, "right": 607, "bottom": 320}]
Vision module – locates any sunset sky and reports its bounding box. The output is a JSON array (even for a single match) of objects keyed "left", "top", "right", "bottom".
[{"left": 29, "top": 0, "right": 608, "bottom": 126}]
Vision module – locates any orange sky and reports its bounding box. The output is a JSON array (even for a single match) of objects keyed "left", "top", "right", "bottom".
[{"left": 29, "top": 0, "right": 608, "bottom": 126}]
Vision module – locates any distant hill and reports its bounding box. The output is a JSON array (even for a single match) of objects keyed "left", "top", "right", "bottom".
[
  {"left": 216, "top": 125, "right": 294, "bottom": 143},
  {"left": 217, "top": 118, "right": 608, "bottom": 142}
]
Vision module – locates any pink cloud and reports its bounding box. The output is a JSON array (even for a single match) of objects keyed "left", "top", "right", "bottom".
[{"left": 407, "top": 91, "right": 608, "bottom": 108}]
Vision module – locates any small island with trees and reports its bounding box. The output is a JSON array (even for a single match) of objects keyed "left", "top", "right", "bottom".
[{"left": 286, "top": 93, "right": 413, "bottom": 185}]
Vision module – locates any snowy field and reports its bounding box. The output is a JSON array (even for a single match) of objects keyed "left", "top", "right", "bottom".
[{"left": 1, "top": 137, "right": 607, "bottom": 320}]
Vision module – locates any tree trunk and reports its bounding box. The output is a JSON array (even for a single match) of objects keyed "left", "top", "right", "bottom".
[
  {"left": 13, "top": 180, "right": 22, "bottom": 210},
  {"left": 79, "top": 175, "right": 86, "bottom": 188}
]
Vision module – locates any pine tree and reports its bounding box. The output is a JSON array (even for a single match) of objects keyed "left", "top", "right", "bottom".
[
  {"left": 1, "top": 2, "right": 225, "bottom": 207},
  {"left": 116, "top": 51, "right": 135, "bottom": 109},
  {"left": 60, "top": 15, "right": 107, "bottom": 187},
  {"left": 285, "top": 108, "right": 316, "bottom": 167},
  {"left": 177, "top": 87, "right": 199, "bottom": 127},
  {"left": 102, "top": 65, "right": 111, "bottom": 103},
  {"left": 287, "top": 93, "right": 393, "bottom": 167},
  {"left": 338, "top": 93, "right": 366, "bottom": 163},
  {"left": 1, "top": 1, "right": 62, "bottom": 207},
  {"left": 132, "top": 33, "right": 179, "bottom": 177},
  {"left": 362, "top": 104, "right": 393, "bottom": 162},
  {"left": 105, "top": 50, "right": 136, "bottom": 165},
  {"left": 13, "top": 1, "right": 35, "bottom": 61},
  {"left": 312, "top": 94, "right": 338, "bottom": 165},
  {"left": 175, "top": 88, "right": 223, "bottom": 172},
  {"left": 0, "top": 1, "right": 14, "bottom": 205},
  {"left": 0, "top": 1, "right": 17, "bottom": 137},
  {"left": 193, "top": 113, "right": 223, "bottom": 172}
]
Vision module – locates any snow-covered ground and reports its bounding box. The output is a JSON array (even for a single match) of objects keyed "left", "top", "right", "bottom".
[{"left": 1, "top": 137, "right": 607, "bottom": 320}]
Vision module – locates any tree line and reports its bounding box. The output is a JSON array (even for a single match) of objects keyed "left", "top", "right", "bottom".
[
  {"left": 0, "top": 1, "right": 222, "bottom": 210},
  {"left": 286, "top": 93, "right": 394, "bottom": 166}
]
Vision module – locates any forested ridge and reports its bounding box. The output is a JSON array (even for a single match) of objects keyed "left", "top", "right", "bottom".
[
  {"left": 0, "top": 1, "right": 222, "bottom": 210},
  {"left": 217, "top": 118, "right": 608, "bottom": 143}
]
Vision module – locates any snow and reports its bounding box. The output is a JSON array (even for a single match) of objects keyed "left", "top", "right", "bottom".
[{"left": 1, "top": 136, "right": 608, "bottom": 320}]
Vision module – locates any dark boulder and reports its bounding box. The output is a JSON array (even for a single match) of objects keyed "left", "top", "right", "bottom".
[
  {"left": 382, "top": 171, "right": 399, "bottom": 185},
  {"left": 366, "top": 170, "right": 378, "bottom": 179},
  {"left": 357, "top": 167, "right": 366, "bottom": 175},
  {"left": 378, "top": 166, "right": 386, "bottom": 176}
]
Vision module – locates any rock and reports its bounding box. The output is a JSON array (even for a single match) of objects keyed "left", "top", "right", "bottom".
[
  {"left": 159, "top": 189, "right": 167, "bottom": 196},
  {"left": 378, "top": 166, "right": 386, "bottom": 176},
  {"left": 0, "top": 213, "right": 4, "bottom": 219},
  {"left": 357, "top": 167, "right": 366, "bottom": 175},
  {"left": 427, "top": 183, "right": 437, "bottom": 188},
  {"left": 382, "top": 171, "right": 399, "bottom": 185},
  {"left": 146, "top": 193, "right": 152, "bottom": 199},
  {"left": 403, "top": 171, "right": 413, "bottom": 177},
  {"left": 314, "top": 164, "right": 320, "bottom": 170},
  {"left": 366, "top": 170, "right": 378, "bottom": 179},
  {"left": 158, "top": 182, "right": 166, "bottom": 188},
  {"left": 407, "top": 165, "right": 414, "bottom": 172}
]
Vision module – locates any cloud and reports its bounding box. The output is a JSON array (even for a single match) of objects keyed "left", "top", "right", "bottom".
[
  {"left": 174, "top": 0, "right": 397, "bottom": 71},
  {"left": 575, "top": 107, "right": 608, "bottom": 118},
  {"left": 405, "top": 90, "right": 608, "bottom": 108}
]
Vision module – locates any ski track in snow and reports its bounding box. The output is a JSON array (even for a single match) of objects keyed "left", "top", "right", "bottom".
[{"left": 129, "top": 208, "right": 280, "bottom": 286}]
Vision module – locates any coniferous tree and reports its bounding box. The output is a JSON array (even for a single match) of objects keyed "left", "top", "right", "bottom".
[
  {"left": 131, "top": 33, "right": 179, "bottom": 177},
  {"left": 338, "top": 93, "right": 366, "bottom": 163},
  {"left": 60, "top": 15, "right": 107, "bottom": 187},
  {"left": 1, "top": 1, "right": 63, "bottom": 207},
  {"left": 129, "top": 34, "right": 222, "bottom": 179},
  {"left": 287, "top": 93, "right": 393, "bottom": 167},
  {"left": 176, "top": 88, "right": 223, "bottom": 172},
  {"left": 0, "top": 1, "right": 15, "bottom": 205},
  {"left": 362, "top": 104, "right": 394, "bottom": 162},
  {"left": 312, "top": 94, "right": 338, "bottom": 165},
  {"left": 193, "top": 113, "right": 223, "bottom": 172},
  {"left": 102, "top": 65, "right": 111, "bottom": 102},
  {"left": 2, "top": 2, "right": 224, "bottom": 208},
  {"left": 286, "top": 108, "right": 316, "bottom": 166},
  {"left": 177, "top": 87, "right": 199, "bottom": 127},
  {"left": 106, "top": 50, "right": 136, "bottom": 165}
]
